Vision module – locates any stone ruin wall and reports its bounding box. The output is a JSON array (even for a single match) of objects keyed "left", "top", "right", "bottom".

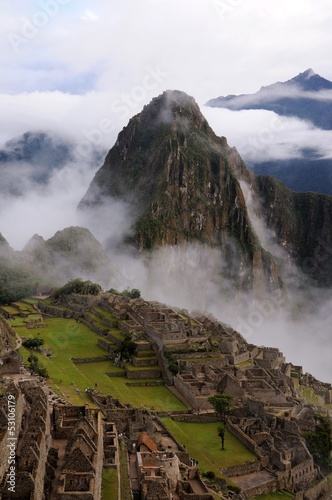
[
  {"left": 173, "top": 376, "right": 213, "bottom": 410},
  {"left": 226, "top": 420, "right": 259, "bottom": 457}
]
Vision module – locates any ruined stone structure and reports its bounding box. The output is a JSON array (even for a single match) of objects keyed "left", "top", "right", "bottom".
[
  {"left": 88, "top": 388, "right": 213, "bottom": 500},
  {"left": 0, "top": 380, "right": 50, "bottom": 499},
  {"left": 0, "top": 317, "right": 21, "bottom": 375},
  {"left": 50, "top": 404, "right": 103, "bottom": 499},
  {"left": 0, "top": 377, "right": 103, "bottom": 500},
  {"left": 1, "top": 291, "right": 331, "bottom": 499}
]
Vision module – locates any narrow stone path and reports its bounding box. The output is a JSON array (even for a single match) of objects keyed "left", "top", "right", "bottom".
[
  {"left": 49, "top": 439, "right": 67, "bottom": 500},
  {"left": 189, "top": 478, "right": 206, "bottom": 494},
  {"left": 128, "top": 453, "right": 139, "bottom": 491}
]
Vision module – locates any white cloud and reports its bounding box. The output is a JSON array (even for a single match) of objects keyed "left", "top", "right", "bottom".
[
  {"left": 1, "top": 0, "right": 332, "bottom": 99},
  {"left": 81, "top": 10, "right": 99, "bottom": 22},
  {"left": 203, "top": 107, "right": 332, "bottom": 162}
]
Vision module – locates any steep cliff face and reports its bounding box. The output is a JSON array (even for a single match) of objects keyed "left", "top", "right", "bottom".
[
  {"left": 80, "top": 91, "right": 281, "bottom": 292},
  {"left": 255, "top": 176, "right": 332, "bottom": 286}
]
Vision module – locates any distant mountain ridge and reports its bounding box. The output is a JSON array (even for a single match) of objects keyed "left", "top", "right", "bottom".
[
  {"left": 0, "top": 130, "right": 105, "bottom": 196},
  {"left": 0, "top": 131, "right": 73, "bottom": 195},
  {"left": 0, "top": 131, "right": 72, "bottom": 165},
  {"left": 206, "top": 69, "right": 332, "bottom": 129},
  {"left": 250, "top": 157, "right": 332, "bottom": 196},
  {"left": 0, "top": 227, "right": 113, "bottom": 304},
  {"left": 207, "top": 69, "right": 332, "bottom": 196}
]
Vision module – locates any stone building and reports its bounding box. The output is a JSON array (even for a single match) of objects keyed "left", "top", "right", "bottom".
[
  {"left": 0, "top": 381, "right": 50, "bottom": 500},
  {"left": 50, "top": 404, "right": 103, "bottom": 500}
]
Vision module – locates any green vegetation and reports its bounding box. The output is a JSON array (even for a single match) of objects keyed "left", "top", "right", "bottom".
[
  {"left": 327, "top": 472, "right": 332, "bottom": 494},
  {"left": 115, "top": 338, "right": 137, "bottom": 360},
  {"left": 161, "top": 418, "right": 256, "bottom": 475},
  {"left": 22, "top": 338, "right": 44, "bottom": 350},
  {"left": 54, "top": 278, "right": 102, "bottom": 299},
  {"left": 101, "top": 468, "right": 118, "bottom": 500},
  {"left": 17, "top": 316, "right": 185, "bottom": 411},
  {"left": 121, "top": 288, "right": 141, "bottom": 299},
  {"left": 0, "top": 257, "right": 36, "bottom": 304},
  {"left": 305, "top": 415, "right": 332, "bottom": 471},
  {"left": 119, "top": 441, "right": 131, "bottom": 500},
  {"left": 27, "top": 353, "right": 49, "bottom": 378},
  {"left": 254, "top": 491, "right": 294, "bottom": 499},
  {"left": 208, "top": 394, "right": 233, "bottom": 425}
]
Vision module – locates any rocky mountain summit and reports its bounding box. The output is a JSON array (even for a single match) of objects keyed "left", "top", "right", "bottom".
[
  {"left": 206, "top": 69, "right": 332, "bottom": 130},
  {"left": 206, "top": 70, "right": 332, "bottom": 196},
  {"left": 79, "top": 90, "right": 332, "bottom": 289}
]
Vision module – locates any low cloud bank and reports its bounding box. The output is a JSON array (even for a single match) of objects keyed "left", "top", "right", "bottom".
[{"left": 203, "top": 106, "right": 332, "bottom": 163}]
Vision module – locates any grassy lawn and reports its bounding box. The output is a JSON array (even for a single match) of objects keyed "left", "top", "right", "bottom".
[
  {"left": 161, "top": 418, "right": 256, "bottom": 475},
  {"left": 93, "top": 306, "right": 118, "bottom": 321},
  {"left": 1, "top": 305, "right": 19, "bottom": 315},
  {"left": 124, "top": 362, "right": 160, "bottom": 371},
  {"left": 78, "top": 364, "right": 186, "bottom": 411},
  {"left": 10, "top": 315, "right": 41, "bottom": 327},
  {"left": 254, "top": 491, "right": 294, "bottom": 499},
  {"left": 101, "top": 468, "right": 118, "bottom": 500},
  {"left": 16, "top": 316, "right": 186, "bottom": 411},
  {"left": 86, "top": 312, "right": 109, "bottom": 330},
  {"left": 13, "top": 301, "right": 35, "bottom": 311},
  {"left": 21, "top": 298, "right": 39, "bottom": 305},
  {"left": 108, "top": 328, "right": 125, "bottom": 341}
]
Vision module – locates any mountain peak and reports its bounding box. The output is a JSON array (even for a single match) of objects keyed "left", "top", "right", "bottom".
[
  {"left": 206, "top": 69, "right": 332, "bottom": 129},
  {"left": 138, "top": 90, "right": 206, "bottom": 128},
  {"left": 290, "top": 68, "right": 332, "bottom": 91},
  {"left": 298, "top": 68, "right": 317, "bottom": 79}
]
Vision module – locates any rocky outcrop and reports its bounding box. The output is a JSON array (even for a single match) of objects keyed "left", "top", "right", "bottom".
[
  {"left": 79, "top": 89, "right": 332, "bottom": 290},
  {"left": 79, "top": 90, "right": 282, "bottom": 293},
  {"left": 255, "top": 176, "right": 332, "bottom": 286}
]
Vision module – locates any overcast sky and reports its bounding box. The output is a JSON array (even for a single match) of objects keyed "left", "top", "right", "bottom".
[{"left": 1, "top": 0, "right": 332, "bottom": 142}]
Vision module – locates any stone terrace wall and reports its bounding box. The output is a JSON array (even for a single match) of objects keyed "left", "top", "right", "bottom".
[
  {"left": 294, "top": 477, "right": 328, "bottom": 500},
  {"left": 126, "top": 368, "right": 161, "bottom": 379},
  {"left": 221, "top": 460, "right": 260, "bottom": 477},
  {"left": 71, "top": 356, "right": 110, "bottom": 364},
  {"left": 243, "top": 478, "right": 278, "bottom": 498},
  {"left": 226, "top": 420, "right": 259, "bottom": 456},
  {"left": 173, "top": 376, "right": 212, "bottom": 410},
  {"left": 81, "top": 317, "right": 108, "bottom": 336},
  {"left": 38, "top": 302, "right": 79, "bottom": 319},
  {"left": 171, "top": 414, "right": 219, "bottom": 423},
  {"left": 97, "top": 339, "right": 115, "bottom": 352}
]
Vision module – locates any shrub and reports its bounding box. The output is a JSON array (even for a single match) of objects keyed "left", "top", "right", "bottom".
[
  {"left": 203, "top": 471, "right": 216, "bottom": 481},
  {"left": 54, "top": 278, "right": 102, "bottom": 298},
  {"left": 121, "top": 288, "right": 141, "bottom": 299},
  {"left": 22, "top": 338, "right": 45, "bottom": 350}
]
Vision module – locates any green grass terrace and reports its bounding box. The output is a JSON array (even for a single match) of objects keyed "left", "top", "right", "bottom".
[
  {"left": 15, "top": 316, "right": 186, "bottom": 411},
  {"left": 254, "top": 491, "right": 294, "bottom": 499},
  {"left": 161, "top": 418, "right": 257, "bottom": 476}
]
